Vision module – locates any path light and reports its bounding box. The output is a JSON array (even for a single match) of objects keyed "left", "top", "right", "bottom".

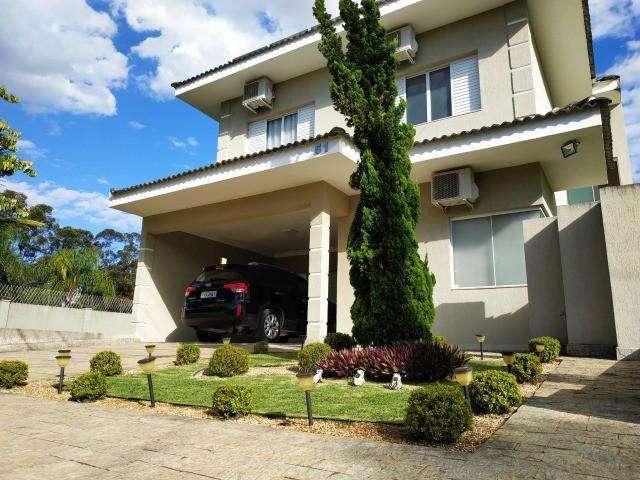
[
  {"left": 535, "top": 342, "right": 546, "bottom": 358},
  {"left": 55, "top": 355, "right": 71, "bottom": 394},
  {"left": 145, "top": 345, "right": 156, "bottom": 357},
  {"left": 58, "top": 349, "right": 71, "bottom": 355},
  {"left": 296, "top": 372, "right": 316, "bottom": 427},
  {"left": 453, "top": 366, "right": 473, "bottom": 407},
  {"left": 138, "top": 356, "right": 157, "bottom": 408},
  {"left": 502, "top": 352, "right": 516, "bottom": 374},
  {"left": 475, "top": 334, "right": 486, "bottom": 360},
  {"left": 222, "top": 337, "right": 231, "bottom": 345}
]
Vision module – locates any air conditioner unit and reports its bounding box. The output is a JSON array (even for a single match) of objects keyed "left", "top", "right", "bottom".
[
  {"left": 242, "top": 77, "right": 274, "bottom": 113},
  {"left": 387, "top": 25, "right": 418, "bottom": 63},
  {"left": 431, "top": 168, "right": 479, "bottom": 209}
]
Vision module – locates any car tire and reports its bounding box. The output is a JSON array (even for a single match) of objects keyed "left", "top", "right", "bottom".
[
  {"left": 257, "top": 308, "right": 282, "bottom": 342},
  {"left": 195, "top": 329, "right": 221, "bottom": 343}
]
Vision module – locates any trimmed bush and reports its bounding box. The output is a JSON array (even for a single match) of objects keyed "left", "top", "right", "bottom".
[
  {"left": 0, "top": 360, "right": 28, "bottom": 389},
  {"left": 511, "top": 353, "right": 542, "bottom": 384},
  {"left": 69, "top": 371, "right": 107, "bottom": 401},
  {"left": 528, "top": 336, "right": 561, "bottom": 363},
  {"left": 176, "top": 343, "right": 201, "bottom": 365},
  {"left": 318, "top": 341, "right": 467, "bottom": 382},
  {"left": 298, "top": 343, "right": 331, "bottom": 374},
  {"left": 211, "top": 385, "right": 252, "bottom": 419},
  {"left": 405, "top": 384, "right": 472, "bottom": 444},
  {"left": 470, "top": 370, "right": 522, "bottom": 414},
  {"left": 324, "top": 332, "right": 357, "bottom": 351},
  {"left": 432, "top": 335, "right": 448, "bottom": 345},
  {"left": 207, "top": 345, "right": 249, "bottom": 377},
  {"left": 253, "top": 340, "right": 269, "bottom": 354},
  {"left": 89, "top": 350, "right": 122, "bottom": 376}
]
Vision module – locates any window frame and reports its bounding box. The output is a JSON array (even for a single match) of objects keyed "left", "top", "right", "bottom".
[
  {"left": 266, "top": 111, "right": 298, "bottom": 149},
  {"left": 448, "top": 207, "right": 545, "bottom": 290},
  {"left": 404, "top": 56, "right": 480, "bottom": 126}
]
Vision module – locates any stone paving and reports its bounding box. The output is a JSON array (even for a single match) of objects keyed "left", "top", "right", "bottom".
[
  {"left": 0, "top": 342, "right": 300, "bottom": 381},
  {"left": 1, "top": 356, "right": 639, "bottom": 479}
]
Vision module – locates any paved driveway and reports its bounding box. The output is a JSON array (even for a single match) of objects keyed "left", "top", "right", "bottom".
[{"left": 1, "top": 357, "right": 639, "bottom": 479}]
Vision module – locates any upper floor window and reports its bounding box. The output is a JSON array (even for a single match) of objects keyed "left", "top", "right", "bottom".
[
  {"left": 248, "top": 104, "right": 315, "bottom": 154},
  {"left": 399, "top": 55, "right": 480, "bottom": 125},
  {"left": 567, "top": 186, "right": 600, "bottom": 205}
]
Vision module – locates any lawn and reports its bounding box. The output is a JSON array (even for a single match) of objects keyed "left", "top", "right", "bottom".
[{"left": 106, "top": 353, "right": 506, "bottom": 423}]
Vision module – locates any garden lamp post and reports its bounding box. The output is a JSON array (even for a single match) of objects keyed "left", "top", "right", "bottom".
[
  {"left": 138, "top": 356, "right": 157, "bottom": 408},
  {"left": 296, "top": 373, "right": 316, "bottom": 427},
  {"left": 453, "top": 366, "right": 473, "bottom": 407},
  {"left": 475, "top": 334, "right": 486, "bottom": 360},
  {"left": 55, "top": 355, "right": 71, "bottom": 394},
  {"left": 535, "top": 342, "right": 545, "bottom": 358},
  {"left": 145, "top": 345, "right": 156, "bottom": 357},
  {"left": 502, "top": 352, "right": 516, "bottom": 374},
  {"left": 222, "top": 337, "right": 231, "bottom": 345}
]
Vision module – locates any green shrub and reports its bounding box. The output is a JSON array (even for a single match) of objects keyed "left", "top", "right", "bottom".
[
  {"left": 324, "top": 332, "right": 357, "bottom": 351},
  {"left": 0, "top": 360, "right": 28, "bottom": 389},
  {"left": 431, "top": 335, "right": 448, "bottom": 345},
  {"left": 511, "top": 353, "right": 542, "bottom": 384},
  {"left": 210, "top": 385, "right": 252, "bottom": 419},
  {"left": 207, "top": 345, "right": 250, "bottom": 377},
  {"left": 176, "top": 343, "right": 201, "bottom": 365},
  {"left": 298, "top": 343, "right": 331, "bottom": 374},
  {"left": 528, "top": 336, "right": 561, "bottom": 363},
  {"left": 89, "top": 350, "right": 122, "bottom": 376},
  {"left": 405, "top": 384, "right": 472, "bottom": 444},
  {"left": 253, "top": 340, "right": 269, "bottom": 354},
  {"left": 470, "top": 370, "right": 522, "bottom": 414},
  {"left": 69, "top": 371, "right": 107, "bottom": 401}
]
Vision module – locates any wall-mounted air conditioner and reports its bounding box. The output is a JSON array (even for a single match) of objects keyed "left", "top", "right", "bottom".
[
  {"left": 387, "top": 25, "right": 418, "bottom": 64},
  {"left": 242, "top": 77, "right": 274, "bottom": 113},
  {"left": 431, "top": 168, "right": 479, "bottom": 209}
]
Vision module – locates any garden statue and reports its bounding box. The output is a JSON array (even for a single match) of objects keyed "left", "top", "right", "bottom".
[
  {"left": 388, "top": 373, "right": 402, "bottom": 390},
  {"left": 350, "top": 369, "right": 365, "bottom": 386},
  {"left": 314, "top": 368, "right": 324, "bottom": 384}
]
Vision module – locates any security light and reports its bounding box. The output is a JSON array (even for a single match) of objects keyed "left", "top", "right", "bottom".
[{"left": 561, "top": 140, "right": 581, "bottom": 158}]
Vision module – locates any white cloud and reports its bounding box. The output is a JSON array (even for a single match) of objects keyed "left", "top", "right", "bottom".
[
  {"left": 168, "top": 136, "right": 198, "bottom": 151},
  {"left": 16, "top": 139, "right": 47, "bottom": 159},
  {"left": 1, "top": 179, "right": 141, "bottom": 232},
  {"left": 111, "top": 0, "right": 339, "bottom": 99},
  {"left": 128, "top": 121, "right": 147, "bottom": 130},
  {"left": 0, "top": 0, "right": 128, "bottom": 116},
  {"left": 589, "top": 0, "right": 640, "bottom": 39},
  {"left": 96, "top": 178, "right": 110, "bottom": 186}
]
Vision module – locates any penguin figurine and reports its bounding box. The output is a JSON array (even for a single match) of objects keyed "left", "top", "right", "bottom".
[
  {"left": 314, "top": 368, "right": 324, "bottom": 384},
  {"left": 388, "top": 373, "right": 402, "bottom": 390},
  {"left": 350, "top": 369, "right": 365, "bottom": 386}
]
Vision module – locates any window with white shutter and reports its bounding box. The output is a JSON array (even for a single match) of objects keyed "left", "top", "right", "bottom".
[
  {"left": 396, "top": 77, "right": 407, "bottom": 123},
  {"left": 296, "top": 104, "right": 315, "bottom": 141},
  {"left": 247, "top": 120, "right": 267, "bottom": 154},
  {"left": 451, "top": 55, "right": 481, "bottom": 116}
]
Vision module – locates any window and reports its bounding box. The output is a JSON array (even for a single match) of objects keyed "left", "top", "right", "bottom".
[
  {"left": 451, "top": 210, "right": 543, "bottom": 288},
  {"left": 266, "top": 112, "right": 297, "bottom": 149},
  {"left": 567, "top": 186, "right": 600, "bottom": 205},
  {"left": 401, "top": 55, "right": 480, "bottom": 124},
  {"left": 247, "top": 104, "right": 314, "bottom": 154}
]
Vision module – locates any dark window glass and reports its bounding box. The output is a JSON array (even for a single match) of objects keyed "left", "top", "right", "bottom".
[
  {"left": 197, "top": 268, "right": 243, "bottom": 282},
  {"left": 429, "top": 67, "right": 452, "bottom": 120},
  {"left": 406, "top": 74, "right": 427, "bottom": 125}
]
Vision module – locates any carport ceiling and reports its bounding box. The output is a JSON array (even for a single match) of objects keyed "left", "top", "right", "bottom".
[{"left": 186, "top": 209, "right": 338, "bottom": 257}]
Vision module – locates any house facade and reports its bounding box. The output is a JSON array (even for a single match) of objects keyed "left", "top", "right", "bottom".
[{"left": 110, "top": 0, "right": 639, "bottom": 357}]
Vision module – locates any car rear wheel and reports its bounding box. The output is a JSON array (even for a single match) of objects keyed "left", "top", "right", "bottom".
[{"left": 258, "top": 308, "right": 282, "bottom": 342}]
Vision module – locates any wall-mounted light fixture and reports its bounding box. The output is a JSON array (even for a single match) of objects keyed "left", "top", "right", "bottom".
[{"left": 561, "top": 140, "right": 581, "bottom": 158}]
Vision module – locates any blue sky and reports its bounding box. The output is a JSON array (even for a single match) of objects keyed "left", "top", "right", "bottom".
[{"left": 0, "top": 0, "right": 638, "bottom": 234}]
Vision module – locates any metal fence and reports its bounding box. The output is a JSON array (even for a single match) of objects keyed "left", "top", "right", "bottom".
[{"left": 0, "top": 284, "right": 133, "bottom": 313}]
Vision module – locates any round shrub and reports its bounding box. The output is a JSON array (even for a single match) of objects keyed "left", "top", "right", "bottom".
[
  {"left": 298, "top": 343, "right": 331, "bottom": 374},
  {"left": 324, "top": 332, "right": 357, "bottom": 351},
  {"left": 405, "top": 384, "right": 472, "bottom": 444},
  {"left": 470, "top": 370, "right": 523, "bottom": 414},
  {"left": 431, "top": 335, "right": 448, "bottom": 345},
  {"left": 511, "top": 353, "right": 542, "bottom": 384},
  {"left": 253, "top": 340, "right": 269, "bottom": 355},
  {"left": 207, "top": 345, "right": 249, "bottom": 377},
  {"left": 69, "top": 371, "right": 107, "bottom": 402},
  {"left": 0, "top": 360, "right": 28, "bottom": 389},
  {"left": 89, "top": 350, "right": 122, "bottom": 376},
  {"left": 176, "top": 343, "right": 201, "bottom": 365},
  {"left": 211, "top": 385, "right": 252, "bottom": 419},
  {"left": 528, "top": 336, "right": 561, "bottom": 363}
]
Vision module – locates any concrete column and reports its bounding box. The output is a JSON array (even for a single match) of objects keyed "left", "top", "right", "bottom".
[
  {"left": 131, "top": 227, "right": 158, "bottom": 341},
  {"left": 306, "top": 205, "right": 330, "bottom": 343}
]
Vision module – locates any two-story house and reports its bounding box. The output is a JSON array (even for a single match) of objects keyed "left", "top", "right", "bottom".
[{"left": 110, "top": 0, "right": 637, "bottom": 356}]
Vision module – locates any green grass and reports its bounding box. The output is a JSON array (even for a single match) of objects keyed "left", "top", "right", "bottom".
[
  {"left": 106, "top": 355, "right": 506, "bottom": 423},
  {"left": 249, "top": 352, "right": 297, "bottom": 367}
]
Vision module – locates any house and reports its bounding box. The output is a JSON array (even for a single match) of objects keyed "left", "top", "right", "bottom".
[{"left": 110, "top": 0, "right": 640, "bottom": 358}]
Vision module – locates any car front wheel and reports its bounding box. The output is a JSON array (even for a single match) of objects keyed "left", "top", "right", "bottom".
[{"left": 258, "top": 308, "right": 282, "bottom": 342}]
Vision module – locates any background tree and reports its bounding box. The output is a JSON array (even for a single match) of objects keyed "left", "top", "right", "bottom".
[
  {"left": 314, "top": 0, "right": 435, "bottom": 345},
  {"left": 44, "top": 248, "right": 116, "bottom": 298}
]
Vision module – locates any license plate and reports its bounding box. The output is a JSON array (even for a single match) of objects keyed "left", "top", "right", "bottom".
[{"left": 200, "top": 291, "right": 217, "bottom": 299}]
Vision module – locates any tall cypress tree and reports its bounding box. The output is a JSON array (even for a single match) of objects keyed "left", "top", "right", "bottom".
[{"left": 314, "top": 0, "right": 435, "bottom": 346}]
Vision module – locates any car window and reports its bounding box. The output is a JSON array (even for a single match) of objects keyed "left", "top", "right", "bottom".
[{"left": 197, "top": 268, "right": 243, "bottom": 282}]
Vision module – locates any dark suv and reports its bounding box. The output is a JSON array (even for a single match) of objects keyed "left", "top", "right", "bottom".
[{"left": 182, "top": 262, "right": 335, "bottom": 342}]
